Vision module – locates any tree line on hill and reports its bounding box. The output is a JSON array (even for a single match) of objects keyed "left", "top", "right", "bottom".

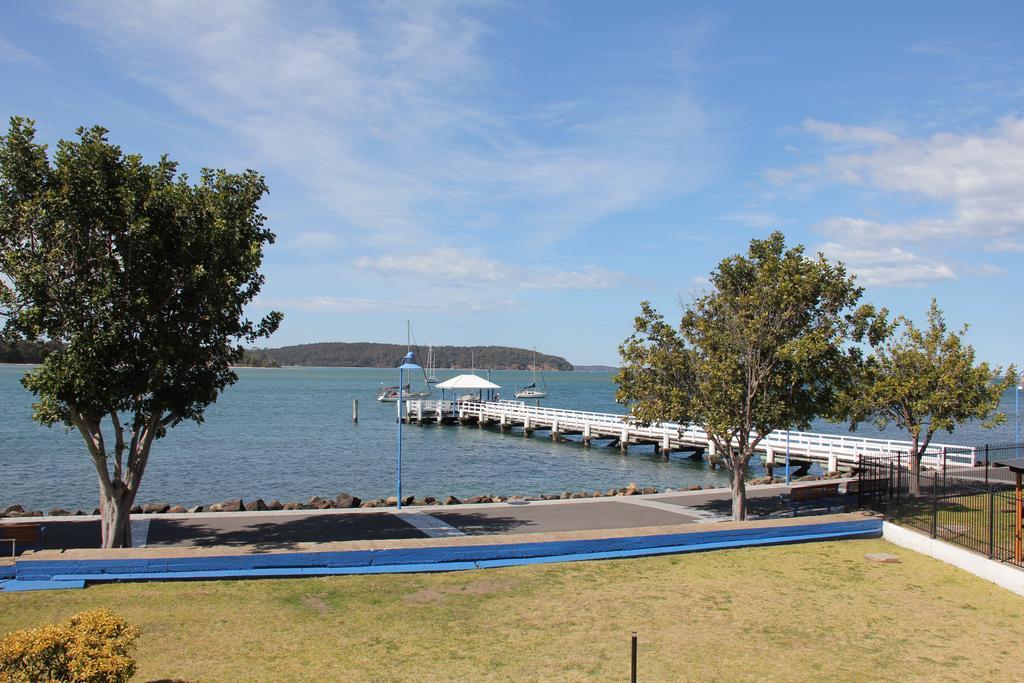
[
  {"left": 0, "top": 339, "right": 61, "bottom": 363},
  {"left": 249, "top": 342, "right": 573, "bottom": 371}
]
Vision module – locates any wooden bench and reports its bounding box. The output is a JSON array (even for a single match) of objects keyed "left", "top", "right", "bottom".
[
  {"left": 844, "top": 477, "right": 889, "bottom": 495},
  {"left": 0, "top": 523, "right": 47, "bottom": 556},
  {"left": 784, "top": 483, "right": 842, "bottom": 516}
]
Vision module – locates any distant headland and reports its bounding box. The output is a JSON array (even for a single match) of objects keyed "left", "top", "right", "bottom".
[
  {"left": 1, "top": 339, "right": 577, "bottom": 371},
  {"left": 242, "top": 342, "right": 574, "bottom": 371}
]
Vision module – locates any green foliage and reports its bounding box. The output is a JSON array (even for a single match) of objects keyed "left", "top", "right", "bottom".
[
  {"left": 0, "top": 608, "right": 140, "bottom": 683},
  {"left": 237, "top": 350, "right": 281, "bottom": 368},
  {"left": 0, "top": 116, "right": 282, "bottom": 546},
  {"left": 843, "top": 299, "right": 1014, "bottom": 458},
  {"left": 616, "top": 232, "right": 879, "bottom": 519},
  {"left": 0, "top": 339, "right": 60, "bottom": 363}
]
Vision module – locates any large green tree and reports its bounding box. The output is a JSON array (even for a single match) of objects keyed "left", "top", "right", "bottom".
[
  {"left": 0, "top": 117, "right": 282, "bottom": 547},
  {"left": 616, "top": 232, "right": 883, "bottom": 520},
  {"left": 843, "top": 299, "right": 1013, "bottom": 495}
]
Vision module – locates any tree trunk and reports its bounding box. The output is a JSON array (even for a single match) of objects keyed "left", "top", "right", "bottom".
[
  {"left": 731, "top": 459, "right": 747, "bottom": 521},
  {"left": 100, "top": 485, "right": 135, "bottom": 548},
  {"left": 908, "top": 437, "right": 922, "bottom": 497}
]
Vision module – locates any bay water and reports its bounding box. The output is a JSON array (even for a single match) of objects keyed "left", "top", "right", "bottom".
[{"left": 1, "top": 365, "right": 1019, "bottom": 511}]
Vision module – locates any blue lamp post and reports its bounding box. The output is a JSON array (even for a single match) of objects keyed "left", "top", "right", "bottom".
[
  {"left": 396, "top": 351, "right": 421, "bottom": 510},
  {"left": 785, "top": 427, "right": 791, "bottom": 486},
  {"left": 1011, "top": 382, "right": 1019, "bottom": 446}
]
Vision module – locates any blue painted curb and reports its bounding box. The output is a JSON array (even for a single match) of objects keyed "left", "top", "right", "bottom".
[{"left": 7, "top": 518, "right": 881, "bottom": 591}]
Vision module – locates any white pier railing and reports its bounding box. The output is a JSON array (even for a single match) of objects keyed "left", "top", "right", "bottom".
[{"left": 406, "top": 399, "right": 975, "bottom": 469}]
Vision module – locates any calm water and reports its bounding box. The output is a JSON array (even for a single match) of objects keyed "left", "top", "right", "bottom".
[{"left": 1, "top": 365, "right": 1019, "bottom": 510}]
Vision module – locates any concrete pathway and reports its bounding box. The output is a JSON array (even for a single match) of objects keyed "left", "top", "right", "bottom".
[{"left": 3, "top": 480, "right": 856, "bottom": 555}]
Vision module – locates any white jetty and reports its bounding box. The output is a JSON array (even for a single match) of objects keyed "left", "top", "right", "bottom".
[{"left": 404, "top": 399, "right": 975, "bottom": 473}]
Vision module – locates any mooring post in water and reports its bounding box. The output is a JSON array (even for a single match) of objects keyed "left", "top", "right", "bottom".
[
  {"left": 352, "top": 399, "right": 358, "bottom": 423},
  {"left": 630, "top": 631, "right": 637, "bottom": 683}
]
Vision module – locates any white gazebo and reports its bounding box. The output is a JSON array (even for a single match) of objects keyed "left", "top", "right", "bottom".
[{"left": 434, "top": 373, "right": 502, "bottom": 404}]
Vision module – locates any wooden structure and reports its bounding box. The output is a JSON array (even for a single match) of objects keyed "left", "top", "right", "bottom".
[{"left": 404, "top": 399, "right": 974, "bottom": 473}]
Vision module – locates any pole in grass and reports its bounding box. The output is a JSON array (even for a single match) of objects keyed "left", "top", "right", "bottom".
[
  {"left": 396, "top": 351, "right": 421, "bottom": 511},
  {"left": 1016, "top": 380, "right": 1021, "bottom": 450},
  {"left": 630, "top": 631, "right": 637, "bottom": 683},
  {"left": 785, "top": 427, "right": 791, "bottom": 486}
]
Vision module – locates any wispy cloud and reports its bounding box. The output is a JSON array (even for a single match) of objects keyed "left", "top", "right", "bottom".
[
  {"left": 354, "top": 247, "right": 624, "bottom": 290},
  {"left": 801, "top": 118, "right": 899, "bottom": 145},
  {"left": 59, "top": 1, "right": 720, "bottom": 253},
  {"left": 0, "top": 36, "right": 45, "bottom": 68},
  {"left": 717, "top": 211, "right": 784, "bottom": 229},
  {"left": 292, "top": 232, "right": 341, "bottom": 251}
]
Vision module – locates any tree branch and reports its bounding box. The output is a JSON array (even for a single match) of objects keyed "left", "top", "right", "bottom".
[
  {"left": 67, "top": 403, "right": 114, "bottom": 499},
  {"left": 109, "top": 409, "right": 125, "bottom": 483}
]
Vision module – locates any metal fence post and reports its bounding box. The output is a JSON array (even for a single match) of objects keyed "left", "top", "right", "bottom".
[
  {"left": 984, "top": 444, "right": 989, "bottom": 488},
  {"left": 631, "top": 631, "right": 637, "bottom": 683},
  {"left": 989, "top": 486, "right": 995, "bottom": 559},
  {"left": 931, "top": 470, "right": 938, "bottom": 538},
  {"left": 886, "top": 460, "right": 893, "bottom": 519}
]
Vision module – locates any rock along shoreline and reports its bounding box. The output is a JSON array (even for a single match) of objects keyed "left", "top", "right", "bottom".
[{"left": 0, "top": 474, "right": 839, "bottom": 519}]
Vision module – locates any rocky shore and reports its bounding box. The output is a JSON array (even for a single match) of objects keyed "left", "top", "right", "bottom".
[{"left": 0, "top": 473, "right": 840, "bottom": 519}]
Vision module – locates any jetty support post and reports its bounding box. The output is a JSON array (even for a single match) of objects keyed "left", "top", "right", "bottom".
[
  {"left": 765, "top": 447, "right": 775, "bottom": 480},
  {"left": 551, "top": 418, "right": 560, "bottom": 441},
  {"left": 352, "top": 399, "right": 358, "bottom": 423},
  {"left": 500, "top": 414, "right": 509, "bottom": 432},
  {"left": 661, "top": 433, "right": 671, "bottom": 459},
  {"left": 708, "top": 440, "right": 717, "bottom": 470},
  {"left": 523, "top": 416, "right": 532, "bottom": 436},
  {"left": 583, "top": 423, "right": 592, "bottom": 447},
  {"left": 620, "top": 427, "right": 629, "bottom": 454}
]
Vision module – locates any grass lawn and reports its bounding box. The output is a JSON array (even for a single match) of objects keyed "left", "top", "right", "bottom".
[{"left": 2, "top": 538, "right": 1023, "bottom": 681}]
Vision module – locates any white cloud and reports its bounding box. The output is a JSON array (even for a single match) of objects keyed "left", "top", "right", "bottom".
[
  {"left": 798, "top": 117, "right": 1024, "bottom": 245},
  {"left": 59, "top": 2, "right": 719, "bottom": 248},
  {"left": 353, "top": 247, "right": 623, "bottom": 290},
  {"left": 818, "top": 242, "right": 957, "bottom": 288},
  {"left": 763, "top": 116, "right": 1024, "bottom": 286}
]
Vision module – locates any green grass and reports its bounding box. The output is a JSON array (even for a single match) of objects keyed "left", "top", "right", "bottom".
[{"left": 3, "top": 538, "right": 1024, "bottom": 681}]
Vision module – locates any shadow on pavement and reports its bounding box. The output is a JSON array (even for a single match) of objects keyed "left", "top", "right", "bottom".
[{"left": 145, "top": 513, "right": 426, "bottom": 552}]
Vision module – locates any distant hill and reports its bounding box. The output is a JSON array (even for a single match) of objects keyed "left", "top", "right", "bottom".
[
  {"left": 254, "top": 342, "right": 573, "bottom": 371},
  {"left": 0, "top": 340, "right": 60, "bottom": 364},
  {"left": 572, "top": 365, "right": 618, "bottom": 372},
  {"left": 2, "top": 339, "right": 575, "bottom": 372}
]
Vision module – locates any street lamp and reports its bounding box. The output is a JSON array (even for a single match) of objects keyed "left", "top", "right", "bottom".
[
  {"left": 396, "top": 351, "right": 421, "bottom": 510},
  {"left": 1016, "top": 381, "right": 1022, "bottom": 446},
  {"left": 785, "top": 427, "right": 791, "bottom": 486}
]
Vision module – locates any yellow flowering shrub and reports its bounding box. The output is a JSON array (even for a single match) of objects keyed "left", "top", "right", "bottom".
[{"left": 0, "top": 608, "right": 140, "bottom": 683}]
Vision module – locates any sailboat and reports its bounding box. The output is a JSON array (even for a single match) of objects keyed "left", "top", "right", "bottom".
[
  {"left": 514, "top": 347, "right": 548, "bottom": 399},
  {"left": 425, "top": 344, "right": 439, "bottom": 384},
  {"left": 377, "top": 322, "right": 432, "bottom": 402}
]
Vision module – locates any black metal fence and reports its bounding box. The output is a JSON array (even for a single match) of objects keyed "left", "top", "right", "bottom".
[{"left": 857, "top": 443, "right": 1024, "bottom": 568}]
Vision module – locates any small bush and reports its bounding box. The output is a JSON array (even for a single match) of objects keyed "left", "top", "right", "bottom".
[{"left": 0, "top": 608, "right": 140, "bottom": 683}]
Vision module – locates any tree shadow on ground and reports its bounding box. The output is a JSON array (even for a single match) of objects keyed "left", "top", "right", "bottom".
[
  {"left": 681, "top": 492, "right": 858, "bottom": 519},
  {"left": 145, "top": 510, "right": 534, "bottom": 552}
]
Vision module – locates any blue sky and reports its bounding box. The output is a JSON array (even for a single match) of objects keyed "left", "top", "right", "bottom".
[{"left": 2, "top": 1, "right": 1022, "bottom": 366}]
